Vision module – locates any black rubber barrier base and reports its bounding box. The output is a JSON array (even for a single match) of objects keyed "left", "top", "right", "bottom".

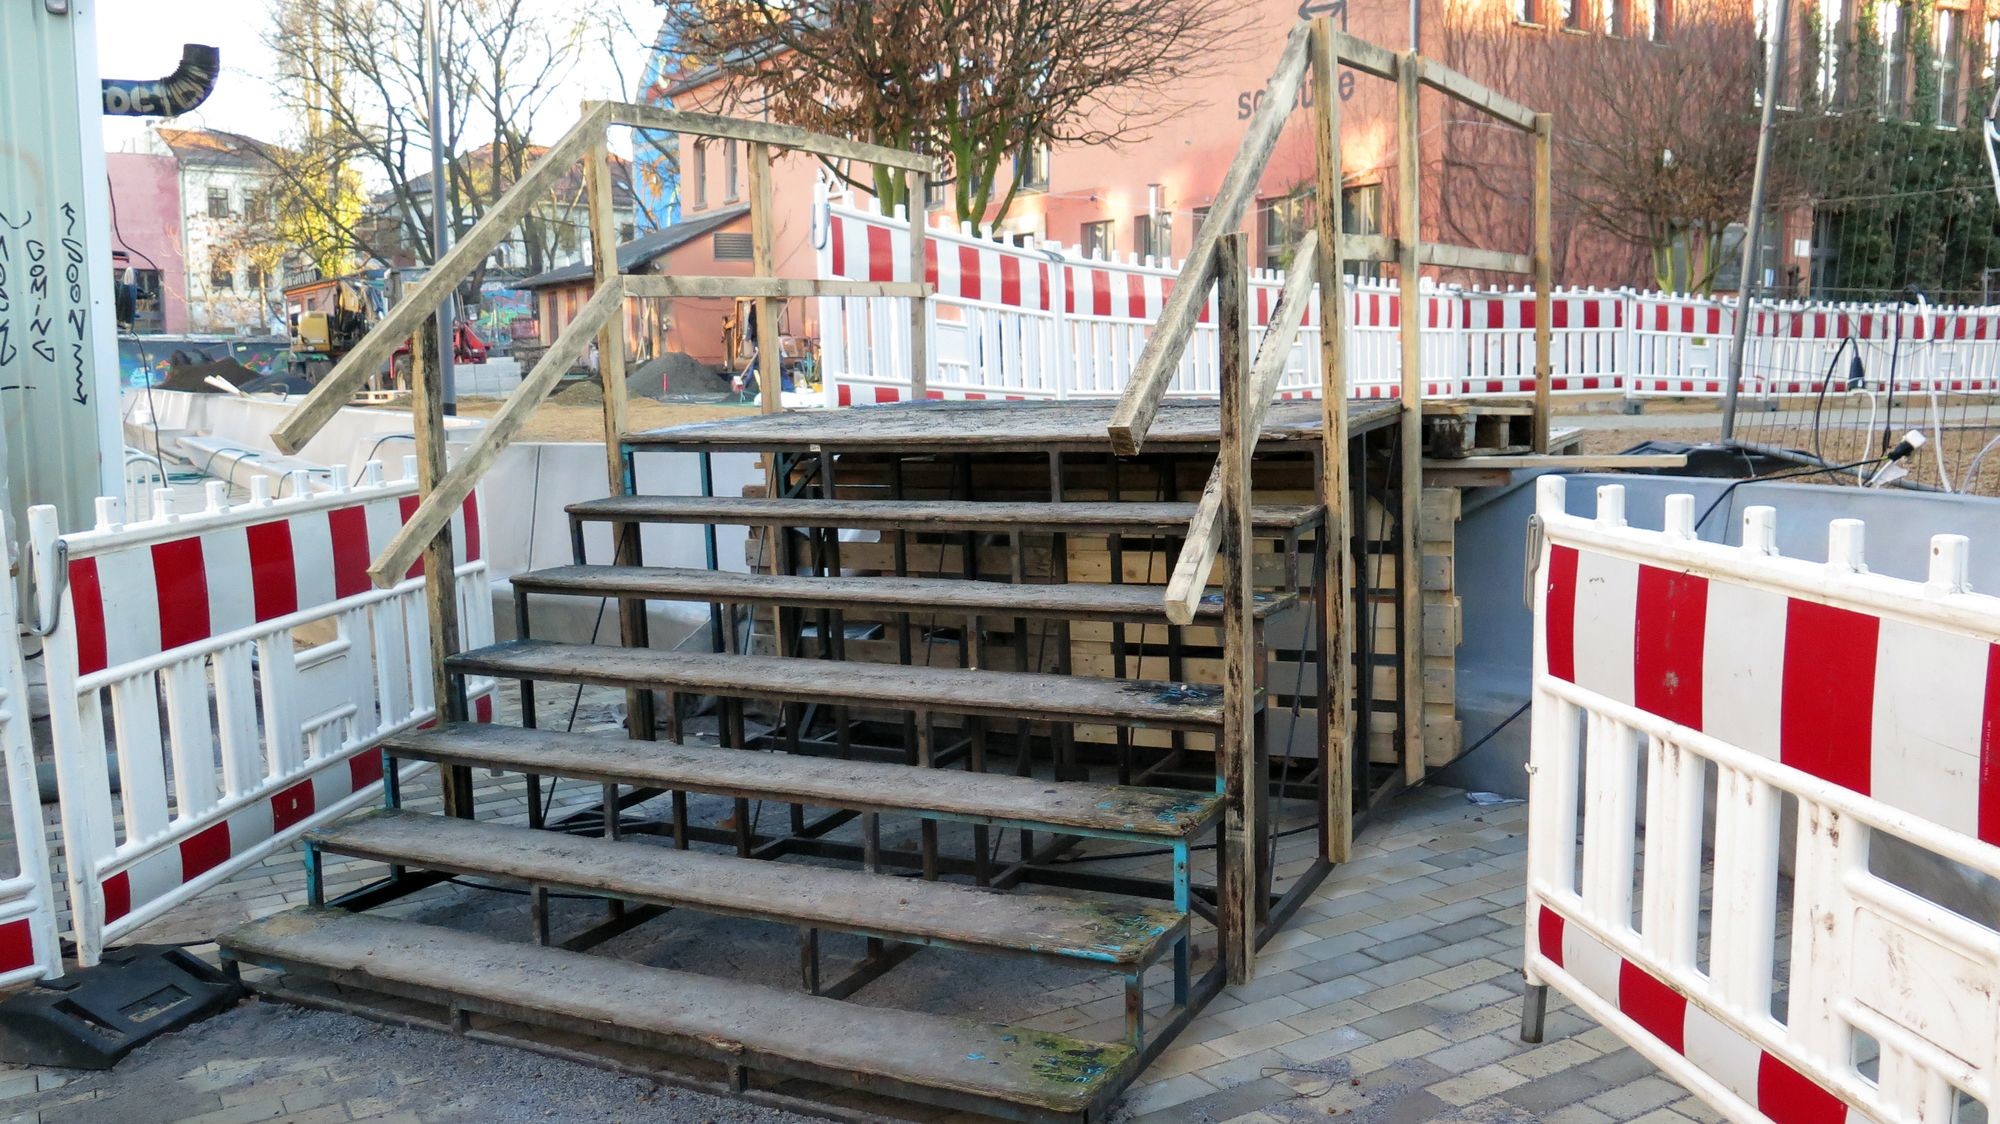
[{"left": 0, "top": 945, "right": 245, "bottom": 1069}]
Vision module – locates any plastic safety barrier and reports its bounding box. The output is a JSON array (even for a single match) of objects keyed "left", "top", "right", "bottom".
[
  {"left": 0, "top": 523, "right": 65, "bottom": 987},
  {"left": 31, "top": 461, "right": 496, "bottom": 965},
  {"left": 1524, "top": 475, "right": 2000, "bottom": 1123}
]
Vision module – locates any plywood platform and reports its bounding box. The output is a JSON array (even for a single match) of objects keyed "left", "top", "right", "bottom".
[{"left": 624, "top": 398, "right": 1402, "bottom": 453}]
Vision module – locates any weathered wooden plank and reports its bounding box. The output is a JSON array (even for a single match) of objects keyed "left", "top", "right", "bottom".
[
  {"left": 1107, "top": 24, "right": 1312, "bottom": 455},
  {"left": 317, "top": 810, "right": 1182, "bottom": 965},
  {"left": 221, "top": 909, "right": 1132, "bottom": 1117},
  {"left": 1164, "top": 232, "right": 1319, "bottom": 626},
  {"left": 368, "top": 280, "right": 623, "bottom": 587},
  {"left": 273, "top": 103, "right": 614, "bottom": 455},
  {"left": 1415, "top": 58, "right": 1539, "bottom": 131},
  {"left": 448, "top": 640, "right": 1228, "bottom": 731},
  {"left": 607, "top": 102, "right": 937, "bottom": 173},
  {"left": 1416, "top": 243, "right": 1532, "bottom": 275},
  {"left": 1341, "top": 233, "right": 1396, "bottom": 262},
  {"left": 385, "top": 723, "right": 1222, "bottom": 837},
  {"left": 567, "top": 496, "right": 1322, "bottom": 535},
  {"left": 621, "top": 276, "right": 931, "bottom": 300},
  {"left": 626, "top": 398, "right": 1401, "bottom": 453},
  {"left": 1533, "top": 113, "right": 1555, "bottom": 454},
  {"left": 515, "top": 565, "right": 1296, "bottom": 623},
  {"left": 1216, "top": 231, "right": 1257, "bottom": 986},
  {"left": 1326, "top": 26, "right": 1400, "bottom": 79},
  {"left": 1396, "top": 51, "right": 1427, "bottom": 788}
]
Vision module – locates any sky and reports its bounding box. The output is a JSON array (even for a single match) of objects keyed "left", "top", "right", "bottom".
[{"left": 96, "top": 0, "right": 662, "bottom": 154}]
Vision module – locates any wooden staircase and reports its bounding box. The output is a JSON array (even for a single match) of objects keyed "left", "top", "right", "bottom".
[{"left": 220, "top": 22, "right": 1439, "bottom": 1122}]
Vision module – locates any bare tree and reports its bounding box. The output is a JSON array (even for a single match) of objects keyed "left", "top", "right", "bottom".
[
  {"left": 666, "top": 0, "right": 1247, "bottom": 227},
  {"left": 260, "top": 0, "right": 610, "bottom": 281},
  {"left": 1434, "top": 0, "right": 1764, "bottom": 292}
]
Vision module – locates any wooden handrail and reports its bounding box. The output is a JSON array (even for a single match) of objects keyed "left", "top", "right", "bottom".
[
  {"left": 273, "top": 102, "right": 616, "bottom": 455},
  {"left": 365, "top": 279, "right": 625, "bottom": 587},
  {"left": 1106, "top": 23, "right": 1311, "bottom": 456},
  {"left": 272, "top": 101, "right": 936, "bottom": 457},
  {"left": 1162, "top": 232, "right": 1319, "bottom": 625},
  {"left": 1416, "top": 57, "right": 1538, "bottom": 132}
]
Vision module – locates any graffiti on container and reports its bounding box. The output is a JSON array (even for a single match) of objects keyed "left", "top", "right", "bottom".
[{"left": 0, "top": 207, "right": 92, "bottom": 404}]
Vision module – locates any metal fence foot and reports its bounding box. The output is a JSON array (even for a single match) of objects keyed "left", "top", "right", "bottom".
[{"left": 1520, "top": 982, "right": 1549, "bottom": 1043}]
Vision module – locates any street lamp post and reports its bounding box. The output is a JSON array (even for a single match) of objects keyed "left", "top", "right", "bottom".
[{"left": 425, "top": 0, "right": 456, "bottom": 414}]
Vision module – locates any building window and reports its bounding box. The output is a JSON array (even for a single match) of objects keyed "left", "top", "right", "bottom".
[
  {"left": 1015, "top": 145, "right": 1050, "bottom": 191},
  {"left": 1191, "top": 206, "right": 1212, "bottom": 239},
  {"left": 1561, "top": 0, "right": 1586, "bottom": 32},
  {"left": 1817, "top": 0, "right": 1845, "bottom": 104},
  {"left": 1342, "top": 184, "right": 1384, "bottom": 279},
  {"left": 1937, "top": 7, "right": 1962, "bottom": 125},
  {"left": 1134, "top": 213, "right": 1173, "bottom": 262},
  {"left": 210, "top": 257, "right": 235, "bottom": 290},
  {"left": 692, "top": 142, "right": 709, "bottom": 209},
  {"left": 247, "top": 262, "right": 266, "bottom": 291},
  {"left": 724, "top": 141, "right": 740, "bottom": 201},
  {"left": 1259, "top": 193, "right": 1311, "bottom": 271},
  {"left": 1512, "top": 0, "right": 1540, "bottom": 24},
  {"left": 1986, "top": 17, "right": 2000, "bottom": 83},
  {"left": 713, "top": 231, "right": 754, "bottom": 261},
  {"left": 1603, "top": 0, "right": 1626, "bottom": 35},
  {"left": 207, "top": 186, "right": 232, "bottom": 219},
  {"left": 1881, "top": 1, "right": 1908, "bottom": 114},
  {"left": 1081, "top": 220, "right": 1115, "bottom": 259}
]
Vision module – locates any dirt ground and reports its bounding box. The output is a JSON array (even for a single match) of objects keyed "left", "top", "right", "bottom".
[{"left": 367, "top": 381, "right": 757, "bottom": 443}]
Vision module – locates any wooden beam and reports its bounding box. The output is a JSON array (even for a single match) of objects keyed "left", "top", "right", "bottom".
[
  {"left": 1396, "top": 51, "right": 1426, "bottom": 789},
  {"left": 407, "top": 316, "right": 469, "bottom": 816},
  {"left": 1415, "top": 58, "right": 1539, "bottom": 131},
  {"left": 368, "top": 281, "right": 623, "bottom": 588},
  {"left": 908, "top": 172, "right": 930, "bottom": 399},
  {"left": 1310, "top": 16, "right": 1354, "bottom": 865},
  {"left": 1107, "top": 23, "right": 1311, "bottom": 456},
  {"left": 621, "top": 276, "right": 932, "bottom": 300},
  {"left": 273, "top": 102, "right": 615, "bottom": 456},
  {"left": 1325, "top": 27, "right": 1400, "bottom": 79},
  {"left": 1532, "top": 113, "right": 1555, "bottom": 454},
  {"left": 1164, "top": 233, "right": 1318, "bottom": 626},
  {"left": 1341, "top": 233, "right": 1397, "bottom": 263},
  {"left": 605, "top": 102, "right": 938, "bottom": 173},
  {"left": 1417, "top": 244, "right": 1532, "bottom": 274},
  {"left": 1214, "top": 231, "right": 1257, "bottom": 986}
]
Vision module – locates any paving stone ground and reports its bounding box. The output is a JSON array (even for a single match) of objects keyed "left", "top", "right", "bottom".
[{"left": 0, "top": 694, "right": 1717, "bottom": 1123}]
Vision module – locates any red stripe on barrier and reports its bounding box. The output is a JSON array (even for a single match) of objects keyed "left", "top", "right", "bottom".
[
  {"left": 958, "top": 245, "right": 980, "bottom": 301},
  {"left": 1092, "top": 270, "right": 1111, "bottom": 317},
  {"left": 475, "top": 694, "right": 494, "bottom": 723},
  {"left": 462, "top": 492, "right": 482, "bottom": 563},
  {"left": 1001, "top": 255, "right": 1021, "bottom": 306},
  {"left": 246, "top": 519, "right": 298, "bottom": 622},
  {"left": 328, "top": 506, "right": 372, "bottom": 597},
  {"left": 1130, "top": 274, "right": 1146, "bottom": 320},
  {"left": 0, "top": 918, "right": 33, "bottom": 972},
  {"left": 270, "top": 778, "right": 316, "bottom": 833},
  {"left": 874, "top": 387, "right": 899, "bottom": 403},
  {"left": 1546, "top": 545, "right": 1580, "bottom": 682},
  {"left": 865, "top": 225, "right": 892, "bottom": 282},
  {"left": 837, "top": 384, "right": 852, "bottom": 406},
  {"left": 1980, "top": 645, "right": 2000, "bottom": 846},
  {"left": 152, "top": 536, "right": 211, "bottom": 651},
  {"left": 829, "top": 216, "right": 845, "bottom": 276},
  {"left": 1585, "top": 301, "right": 1601, "bottom": 329},
  {"left": 102, "top": 871, "right": 131, "bottom": 924},
  {"left": 179, "top": 821, "right": 231, "bottom": 881},
  {"left": 398, "top": 495, "right": 424, "bottom": 579},
  {"left": 1781, "top": 599, "right": 1878, "bottom": 795},
  {"left": 924, "top": 241, "right": 939, "bottom": 289},
  {"left": 1618, "top": 959, "right": 1688, "bottom": 1052},
  {"left": 1635, "top": 565, "right": 1707, "bottom": 730},
  {"left": 1038, "top": 263, "right": 1051, "bottom": 311},
  {"left": 1550, "top": 301, "right": 1566, "bottom": 329},
  {"left": 69, "top": 557, "right": 108, "bottom": 676},
  {"left": 350, "top": 749, "right": 385, "bottom": 789},
  {"left": 1537, "top": 905, "right": 1566, "bottom": 967},
  {"left": 1757, "top": 1053, "right": 1850, "bottom": 1124}
]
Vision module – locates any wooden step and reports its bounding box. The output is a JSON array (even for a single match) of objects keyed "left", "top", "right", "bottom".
[
  {"left": 314, "top": 809, "right": 1183, "bottom": 966},
  {"left": 384, "top": 724, "right": 1221, "bottom": 840},
  {"left": 448, "top": 640, "right": 1229, "bottom": 731},
  {"left": 221, "top": 908, "right": 1135, "bottom": 1122},
  {"left": 513, "top": 565, "right": 1298, "bottom": 623},
  {"left": 567, "top": 495, "right": 1321, "bottom": 535}
]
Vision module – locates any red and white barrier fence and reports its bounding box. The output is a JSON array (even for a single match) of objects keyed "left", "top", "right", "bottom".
[
  {"left": 0, "top": 524, "right": 64, "bottom": 988},
  {"left": 1525, "top": 476, "right": 2000, "bottom": 1123},
  {"left": 815, "top": 198, "right": 2000, "bottom": 405},
  {"left": 30, "top": 461, "right": 496, "bottom": 965}
]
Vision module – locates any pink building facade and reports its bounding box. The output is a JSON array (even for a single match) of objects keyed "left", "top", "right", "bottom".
[{"left": 106, "top": 151, "right": 189, "bottom": 335}]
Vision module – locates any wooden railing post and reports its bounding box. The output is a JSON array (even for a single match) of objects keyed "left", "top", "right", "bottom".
[
  {"left": 409, "top": 314, "right": 471, "bottom": 816},
  {"left": 587, "top": 123, "right": 653, "bottom": 742},
  {"left": 1310, "top": 18, "right": 1355, "bottom": 863},
  {"left": 1395, "top": 51, "right": 1427, "bottom": 788},
  {"left": 1215, "top": 231, "right": 1258, "bottom": 985},
  {"left": 748, "top": 142, "right": 790, "bottom": 649},
  {"left": 908, "top": 170, "right": 930, "bottom": 399},
  {"left": 1532, "top": 112, "right": 1554, "bottom": 454}
]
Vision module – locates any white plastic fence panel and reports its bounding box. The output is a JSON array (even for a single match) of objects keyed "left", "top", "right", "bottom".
[
  {"left": 1525, "top": 475, "right": 2000, "bottom": 1124},
  {"left": 0, "top": 526, "right": 64, "bottom": 986},
  {"left": 32, "top": 463, "right": 497, "bottom": 965},
  {"left": 1458, "top": 287, "right": 1627, "bottom": 395}
]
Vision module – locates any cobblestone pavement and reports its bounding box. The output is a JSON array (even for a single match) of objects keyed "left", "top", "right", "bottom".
[{"left": 0, "top": 767, "right": 1715, "bottom": 1123}]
